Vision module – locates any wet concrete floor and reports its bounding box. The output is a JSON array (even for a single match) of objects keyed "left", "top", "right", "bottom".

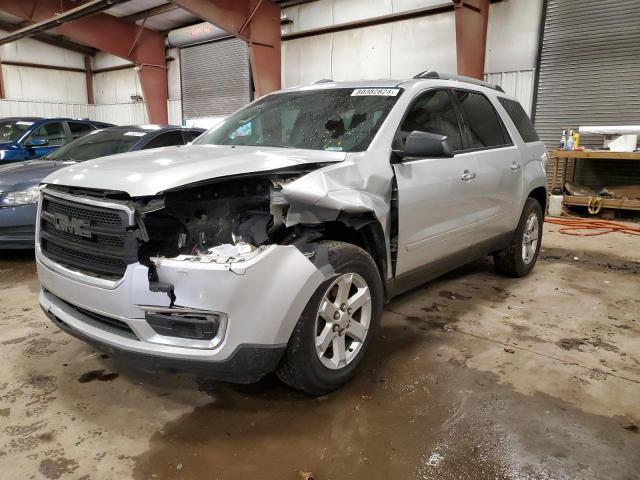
[{"left": 0, "top": 225, "right": 639, "bottom": 479}]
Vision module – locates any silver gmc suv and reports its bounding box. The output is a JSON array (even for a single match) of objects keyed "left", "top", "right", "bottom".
[{"left": 37, "top": 72, "right": 548, "bottom": 395}]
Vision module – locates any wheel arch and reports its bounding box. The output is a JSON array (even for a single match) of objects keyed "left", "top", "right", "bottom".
[{"left": 528, "top": 186, "right": 547, "bottom": 213}]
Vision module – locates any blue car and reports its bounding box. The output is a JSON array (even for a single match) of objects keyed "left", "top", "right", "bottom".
[
  {"left": 0, "top": 117, "right": 112, "bottom": 162},
  {"left": 0, "top": 125, "right": 204, "bottom": 248}
]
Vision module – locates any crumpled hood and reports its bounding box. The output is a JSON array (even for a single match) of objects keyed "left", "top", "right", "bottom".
[
  {"left": 0, "top": 159, "right": 73, "bottom": 192},
  {"left": 42, "top": 144, "right": 346, "bottom": 197}
]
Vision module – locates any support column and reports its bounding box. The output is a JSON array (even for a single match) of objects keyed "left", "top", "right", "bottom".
[
  {"left": 453, "top": 0, "right": 489, "bottom": 79},
  {"left": 84, "top": 56, "right": 94, "bottom": 104}
]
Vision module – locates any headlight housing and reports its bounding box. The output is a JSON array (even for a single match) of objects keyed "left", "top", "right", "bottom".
[{"left": 1, "top": 186, "right": 40, "bottom": 206}]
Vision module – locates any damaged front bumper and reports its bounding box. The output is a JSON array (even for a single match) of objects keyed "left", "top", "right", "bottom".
[{"left": 37, "top": 244, "right": 326, "bottom": 381}]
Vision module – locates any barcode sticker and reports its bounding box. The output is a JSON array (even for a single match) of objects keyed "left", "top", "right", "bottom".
[{"left": 351, "top": 88, "right": 400, "bottom": 97}]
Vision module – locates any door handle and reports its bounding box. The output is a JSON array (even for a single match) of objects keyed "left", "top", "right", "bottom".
[
  {"left": 510, "top": 162, "right": 522, "bottom": 171},
  {"left": 460, "top": 170, "right": 476, "bottom": 181}
]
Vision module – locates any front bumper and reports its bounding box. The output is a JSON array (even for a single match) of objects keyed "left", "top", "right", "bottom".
[
  {"left": 0, "top": 203, "right": 37, "bottom": 248},
  {"left": 37, "top": 245, "right": 326, "bottom": 380}
]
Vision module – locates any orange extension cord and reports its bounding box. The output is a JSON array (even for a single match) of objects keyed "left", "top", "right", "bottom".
[{"left": 544, "top": 216, "right": 640, "bottom": 236}]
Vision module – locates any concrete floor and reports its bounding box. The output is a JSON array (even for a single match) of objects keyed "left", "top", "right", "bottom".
[{"left": 0, "top": 225, "right": 638, "bottom": 480}]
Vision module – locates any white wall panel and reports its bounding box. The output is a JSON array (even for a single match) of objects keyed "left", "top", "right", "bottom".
[
  {"left": 93, "top": 103, "right": 149, "bottom": 125},
  {"left": 0, "top": 99, "right": 183, "bottom": 127},
  {"left": 485, "top": 0, "right": 542, "bottom": 73},
  {"left": 282, "top": 34, "right": 333, "bottom": 86},
  {"left": 92, "top": 52, "right": 131, "bottom": 70},
  {"left": 0, "top": 99, "right": 92, "bottom": 119},
  {"left": 282, "top": 0, "right": 451, "bottom": 34},
  {"left": 282, "top": 11, "right": 456, "bottom": 87},
  {"left": 0, "top": 31, "right": 85, "bottom": 69},
  {"left": 93, "top": 68, "right": 142, "bottom": 104},
  {"left": 484, "top": 70, "right": 535, "bottom": 115},
  {"left": 390, "top": 12, "right": 456, "bottom": 78},
  {"left": 1, "top": 65, "right": 88, "bottom": 103},
  {"left": 331, "top": 24, "right": 392, "bottom": 80},
  {"left": 167, "top": 48, "right": 181, "bottom": 100},
  {"left": 168, "top": 99, "right": 183, "bottom": 125}
]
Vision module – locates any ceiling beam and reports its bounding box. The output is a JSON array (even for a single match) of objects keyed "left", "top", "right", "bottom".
[
  {"left": 0, "top": 0, "right": 131, "bottom": 46},
  {"left": 0, "top": 20, "right": 96, "bottom": 55},
  {"left": 121, "top": 3, "right": 180, "bottom": 23}
]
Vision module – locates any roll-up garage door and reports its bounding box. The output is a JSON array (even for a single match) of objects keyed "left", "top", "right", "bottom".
[
  {"left": 534, "top": 0, "right": 640, "bottom": 188},
  {"left": 180, "top": 38, "right": 251, "bottom": 120}
]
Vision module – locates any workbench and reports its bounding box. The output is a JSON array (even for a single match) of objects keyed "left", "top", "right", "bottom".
[{"left": 549, "top": 150, "right": 640, "bottom": 212}]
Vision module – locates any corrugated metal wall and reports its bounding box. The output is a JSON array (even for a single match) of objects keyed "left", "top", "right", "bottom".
[
  {"left": 484, "top": 70, "right": 535, "bottom": 115},
  {"left": 535, "top": 0, "right": 640, "bottom": 188},
  {"left": 0, "top": 100, "right": 183, "bottom": 126}
]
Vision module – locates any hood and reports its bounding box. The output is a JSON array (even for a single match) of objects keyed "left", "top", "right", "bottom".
[
  {"left": 43, "top": 145, "right": 345, "bottom": 197},
  {"left": 0, "top": 159, "right": 73, "bottom": 191}
]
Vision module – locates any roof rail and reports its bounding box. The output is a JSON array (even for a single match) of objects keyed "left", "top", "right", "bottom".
[
  {"left": 314, "top": 78, "right": 334, "bottom": 84},
  {"left": 413, "top": 71, "right": 505, "bottom": 93}
]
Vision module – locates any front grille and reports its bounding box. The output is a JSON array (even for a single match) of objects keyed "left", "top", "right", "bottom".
[{"left": 39, "top": 192, "right": 139, "bottom": 279}]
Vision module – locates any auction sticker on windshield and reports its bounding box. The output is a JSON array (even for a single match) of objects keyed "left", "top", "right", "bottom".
[{"left": 351, "top": 88, "right": 400, "bottom": 96}]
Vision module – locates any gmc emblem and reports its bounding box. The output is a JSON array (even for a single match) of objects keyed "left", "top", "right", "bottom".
[{"left": 53, "top": 213, "right": 92, "bottom": 238}]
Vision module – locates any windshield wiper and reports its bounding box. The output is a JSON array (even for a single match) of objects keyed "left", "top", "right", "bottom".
[{"left": 256, "top": 143, "right": 295, "bottom": 149}]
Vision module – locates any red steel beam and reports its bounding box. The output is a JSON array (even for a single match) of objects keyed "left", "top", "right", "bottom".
[
  {"left": 85, "top": 56, "right": 94, "bottom": 104},
  {"left": 453, "top": 0, "right": 489, "bottom": 80},
  {"left": 170, "top": 0, "right": 281, "bottom": 97},
  {"left": 0, "top": 0, "right": 168, "bottom": 123}
]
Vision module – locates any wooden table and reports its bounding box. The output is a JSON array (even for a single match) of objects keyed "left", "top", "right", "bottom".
[{"left": 549, "top": 150, "right": 640, "bottom": 211}]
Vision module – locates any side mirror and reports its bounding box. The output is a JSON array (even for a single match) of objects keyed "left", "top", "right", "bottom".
[
  {"left": 394, "top": 131, "right": 453, "bottom": 161},
  {"left": 25, "top": 138, "right": 49, "bottom": 148}
]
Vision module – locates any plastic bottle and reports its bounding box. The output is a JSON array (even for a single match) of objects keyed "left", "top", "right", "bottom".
[
  {"left": 566, "top": 130, "right": 575, "bottom": 151},
  {"left": 549, "top": 187, "right": 563, "bottom": 217},
  {"left": 573, "top": 130, "right": 580, "bottom": 149},
  {"left": 560, "top": 130, "right": 567, "bottom": 150}
]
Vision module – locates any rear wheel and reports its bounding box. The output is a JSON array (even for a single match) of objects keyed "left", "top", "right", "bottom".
[
  {"left": 277, "top": 241, "right": 383, "bottom": 395},
  {"left": 494, "top": 198, "right": 543, "bottom": 277}
]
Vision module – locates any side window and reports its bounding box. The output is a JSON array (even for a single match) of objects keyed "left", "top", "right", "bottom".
[
  {"left": 399, "top": 90, "right": 463, "bottom": 151},
  {"left": 29, "top": 122, "right": 67, "bottom": 147},
  {"left": 453, "top": 91, "right": 509, "bottom": 149},
  {"left": 142, "top": 130, "right": 185, "bottom": 149},
  {"left": 498, "top": 97, "right": 539, "bottom": 143},
  {"left": 68, "top": 121, "right": 94, "bottom": 140}
]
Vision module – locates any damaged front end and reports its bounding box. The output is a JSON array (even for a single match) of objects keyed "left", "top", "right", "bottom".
[{"left": 36, "top": 165, "right": 365, "bottom": 377}]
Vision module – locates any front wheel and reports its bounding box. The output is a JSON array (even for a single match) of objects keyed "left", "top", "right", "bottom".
[
  {"left": 494, "top": 197, "right": 543, "bottom": 277},
  {"left": 277, "top": 241, "right": 383, "bottom": 395}
]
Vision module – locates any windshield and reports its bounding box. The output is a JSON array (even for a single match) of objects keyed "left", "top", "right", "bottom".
[
  {"left": 0, "top": 120, "right": 34, "bottom": 143},
  {"left": 194, "top": 88, "right": 402, "bottom": 152},
  {"left": 47, "top": 129, "right": 144, "bottom": 161}
]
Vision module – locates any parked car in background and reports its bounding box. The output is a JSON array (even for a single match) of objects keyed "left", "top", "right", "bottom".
[
  {"left": 0, "top": 117, "right": 112, "bottom": 162},
  {"left": 0, "top": 125, "right": 204, "bottom": 248},
  {"left": 36, "top": 73, "right": 547, "bottom": 395}
]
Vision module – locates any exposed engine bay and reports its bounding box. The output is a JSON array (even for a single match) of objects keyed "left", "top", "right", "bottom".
[{"left": 137, "top": 172, "right": 312, "bottom": 266}]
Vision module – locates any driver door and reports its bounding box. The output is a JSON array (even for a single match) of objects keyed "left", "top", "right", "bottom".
[{"left": 392, "top": 89, "right": 479, "bottom": 277}]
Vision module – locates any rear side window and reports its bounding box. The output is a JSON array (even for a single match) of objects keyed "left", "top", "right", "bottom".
[
  {"left": 498, "top": 97, "right": 539, "bottom": 143},
  {"left": 453, "top": 91, "right": 509, "bottom": 149},
  {"left": 142, "top": 130, "right": 185, "bottom": 149},
  {"left": 68, "top": 121, "right": 94, "bottom": 140},
  {"left": 184, "top": 130, "right": 203, "bottom": 142},
  {"left": 400, "top": 90, "right": 464, "bottom": 151}
]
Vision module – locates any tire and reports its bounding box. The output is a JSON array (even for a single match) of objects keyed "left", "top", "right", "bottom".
[
  {"left": 494, "top": 197, "right": 543, "bottom": 277},
  {"left": 277, "top": 240, "right": 383, "bottom": 395}
]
